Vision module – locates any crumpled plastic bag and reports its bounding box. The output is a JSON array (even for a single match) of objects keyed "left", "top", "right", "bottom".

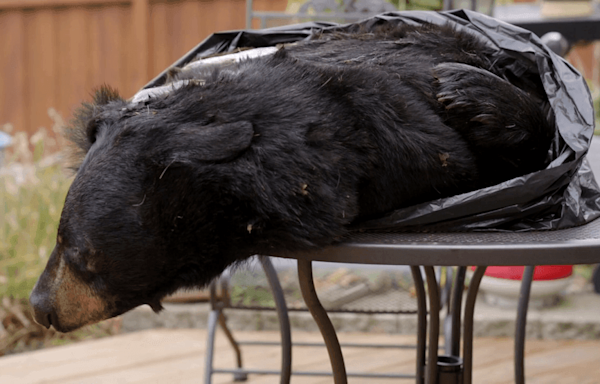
[{"left": 143, "top": 10, "right": 600, "bottom": 232}]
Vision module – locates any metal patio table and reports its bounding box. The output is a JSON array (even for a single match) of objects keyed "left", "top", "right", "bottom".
[{"left": 207, "top": 218, "right": 600, "bottom": 384}]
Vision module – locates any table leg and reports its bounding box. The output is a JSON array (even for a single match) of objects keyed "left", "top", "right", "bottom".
[
  {"left": 297, "top": 259, "right": 347, "bottom": 384},
  {"left": 260, "top": 256, "right": 292, "bottom": 384},
  {"left": 463, "top": 266, "right": 487, "bottom": 384},
  {"left": 447, "top": 266, "right": 467, "bottom": 357},
  {"left": 411, "top": 266, "right": 427, "bottom": 384},
  {"left": 424, "top": 267, "right": 441, "bottom": 384},
  {"left": 515, "top": 265, "right": 535, "bottom": 384}
]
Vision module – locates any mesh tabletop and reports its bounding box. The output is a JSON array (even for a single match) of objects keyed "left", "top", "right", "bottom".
[{"left": 278, "top": 218, "right": 600, "bottom": 267}]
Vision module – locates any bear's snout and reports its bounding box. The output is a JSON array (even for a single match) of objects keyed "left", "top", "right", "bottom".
[
  {"left": 30, "top": 246, "right": 61, "bottom": 329},
  {"left": 29, "top": 283, "right": 55, "bottom": 329}
]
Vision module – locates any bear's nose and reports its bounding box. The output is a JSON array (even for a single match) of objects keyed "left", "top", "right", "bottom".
[{"left": 29, "top": 290, "right": 55, "bottom": 329}]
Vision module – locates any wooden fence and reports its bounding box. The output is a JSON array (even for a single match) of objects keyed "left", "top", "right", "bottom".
[
  {"left": 0, "top": 0, "right": 596, "bottom": 137},
  {"left": 0, "top": 0, "right": 287, "bottom": 136}
]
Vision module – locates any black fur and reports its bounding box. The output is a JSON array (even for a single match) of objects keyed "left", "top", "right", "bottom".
[{"left": 31, "top": 23, "right": 553, "bottom": 332}]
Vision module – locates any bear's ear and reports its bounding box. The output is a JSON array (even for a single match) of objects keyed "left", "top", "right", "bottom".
[
  {"left": 170, "top": 120, "right": 254, "bottom": 162},
  {"left": 93, "top": 85, "right": 123, "bottom": 105}
]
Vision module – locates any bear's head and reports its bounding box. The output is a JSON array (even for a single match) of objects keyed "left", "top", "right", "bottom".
[{"left": 29, "top": 86, "right": 256, "bottom": 332}]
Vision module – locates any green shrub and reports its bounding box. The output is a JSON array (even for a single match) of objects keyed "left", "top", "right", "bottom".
[{"left": 0, "top": 110, "right": 72, "bottom": 300}]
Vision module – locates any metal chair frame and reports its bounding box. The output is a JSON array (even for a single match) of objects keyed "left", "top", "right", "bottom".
[
  {"left": 204, "top": 256, "right": 451, "bottom": 382},
  {"left": 246, "top": 0, "right": 399, "bottom": 30},
  {"left": 246, "top": 0, "right": 494, "bottom": 30}
]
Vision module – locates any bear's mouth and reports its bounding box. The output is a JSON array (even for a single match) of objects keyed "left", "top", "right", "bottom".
[
  {"left": 46, "top": 313, "right": 77, "bottom": 333},
  {"left": 30, "top": 304, "right": 54, "bottom": 330},
  {"left": 30, "top": 249, "right": 117, "bottom": 333},
  {"left": 30, "top": 299, "right": 86, "bottom": 333}
]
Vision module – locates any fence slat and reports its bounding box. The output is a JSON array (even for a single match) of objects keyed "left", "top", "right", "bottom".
[
  {"left": 0, "top": 10, "right": 26, "bottom": 131},
  {"left": 25, "top": 8, "right": 57, "bottom": 133},
  {"left": 130, "top": 0, "right": 150, "bottom": 93},
  {"left": 149, "top": 1, "right": 170, "bottom": 80}
]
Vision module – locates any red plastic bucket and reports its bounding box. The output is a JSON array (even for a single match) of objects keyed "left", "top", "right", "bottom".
[{"left": 472, "top": 265, "right": 572, "bottom": 280}]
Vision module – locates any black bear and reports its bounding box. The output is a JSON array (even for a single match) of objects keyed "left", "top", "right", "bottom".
[{"left": 30, "top": 22, "right": 553, "bottom": 332}]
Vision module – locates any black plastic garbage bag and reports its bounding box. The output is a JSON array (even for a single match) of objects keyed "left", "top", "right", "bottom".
[{"left": 143, "top": 10, "right": 600, "bottom": 232}]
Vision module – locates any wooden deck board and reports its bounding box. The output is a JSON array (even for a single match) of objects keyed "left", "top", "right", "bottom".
[{"left": 1, "top": 329, "right": 599, "bottom": 383}]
